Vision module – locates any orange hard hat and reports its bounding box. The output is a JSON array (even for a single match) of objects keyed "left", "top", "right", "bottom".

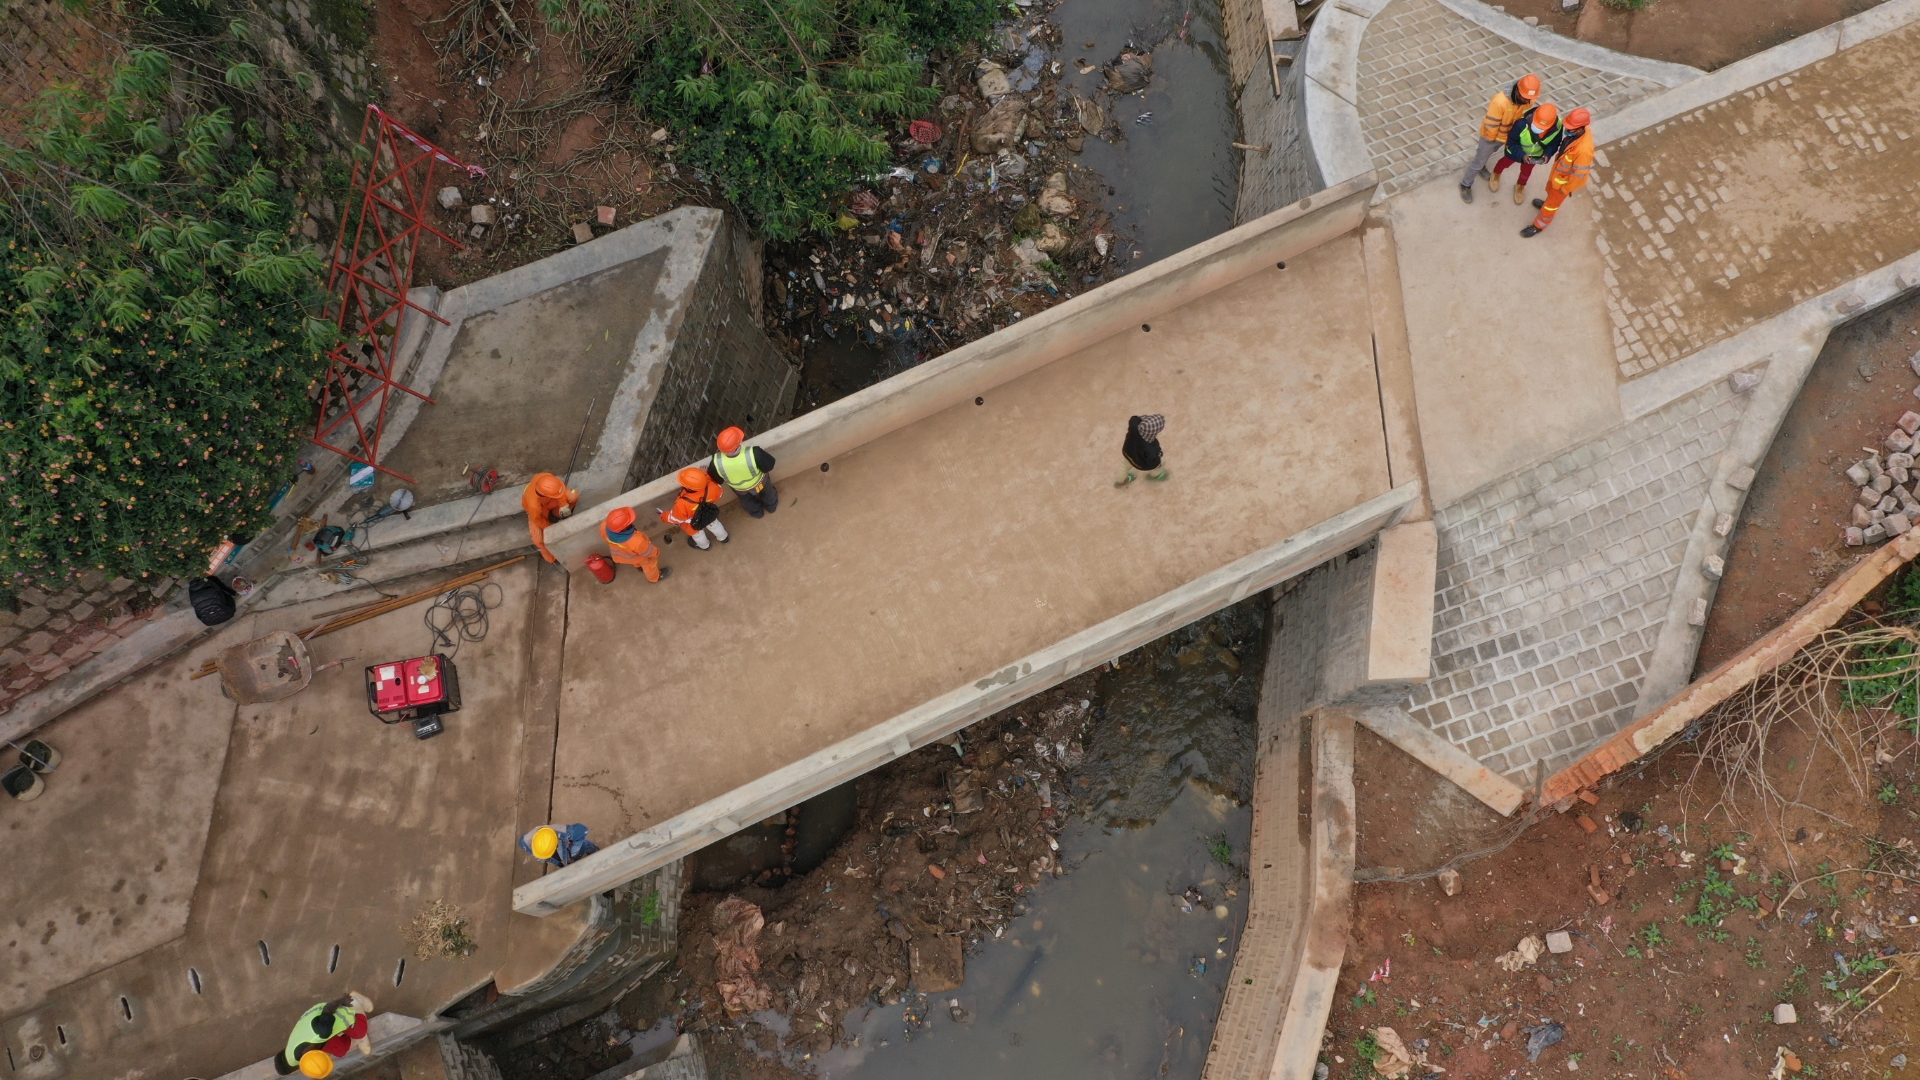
[
  {"left": 1516, "top": 74, "right": 1541, "bottom": 101},
  {"left": 606, "top": 506, "right": 636, "bottom": 532},
  {"left": 1564, "top": 107, "right": 1591, "bottom": 130},
  {"left": 716, "top": 426, "right": 746, "bottom": 453},
  {"left": 534, "top": 474, "right": 567, "bottom": 499},
  {"left": 1531, "top": 103, "right": 1558, "bottom": 130},
  {"left": 677, "top": 467, "right": 708, "bottom": 490}
]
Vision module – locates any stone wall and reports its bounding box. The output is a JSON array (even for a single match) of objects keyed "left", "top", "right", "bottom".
[
  {"left": 246, "top": 0, "right": 378, "bottom": 154},
  {"left": 627, "top": 215, "right": 797, "bottom": 487},
  {"left": 0, "top": 0, "right": 118, "bottom": 134},
  {"left": 1215, "top": 0, "right": 1322, "bottom": 223}
]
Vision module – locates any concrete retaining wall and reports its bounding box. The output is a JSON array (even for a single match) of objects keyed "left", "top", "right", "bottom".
[
  {"left": 546, "top": 172, "right": 1382, "bottom": 568},
  {"left": 1218, "top": 0, "right": 1321, "bottom": 222}
]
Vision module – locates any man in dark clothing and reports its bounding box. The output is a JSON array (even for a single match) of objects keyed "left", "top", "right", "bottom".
[{"left": 1117, "top": 414, "right": 1168, "bottom": 486}]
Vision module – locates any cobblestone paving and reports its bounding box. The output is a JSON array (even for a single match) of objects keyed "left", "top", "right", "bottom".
[
  {"left": 1403, "top": 377, "right": 1750, "bottom": 784},
  {"left": 1355, "top": 0, "right": 1663, "bottom": 198},
  {"left": 1593, "top": 25, "right": 1920, "bottom": 378}
]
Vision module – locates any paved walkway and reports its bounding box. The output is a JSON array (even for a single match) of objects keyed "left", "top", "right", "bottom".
[
  {"left": 1595, "top": 24, "right": 1920, "bottom": 378},
  {"left": 1355, "top": 0, "right": 1673, "bottom": 198}
]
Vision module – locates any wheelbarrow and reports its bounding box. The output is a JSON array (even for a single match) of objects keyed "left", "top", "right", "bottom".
[{"left": 214, "top": 630, "right": 315, "bottom": 704}]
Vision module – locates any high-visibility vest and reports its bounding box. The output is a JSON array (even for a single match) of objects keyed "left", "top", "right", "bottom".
[
  {"left": 1516, "top": 119, "right": 1562, "bottom": 162},
  {"left": 600, "top": 523, "right": 656, "bottom": 566},
  {"left": 284, "top": 1003, "right": 352, "bottom": 1065},
  {"left": 712, "top": 449, "right": 764, "bottom": 492}
]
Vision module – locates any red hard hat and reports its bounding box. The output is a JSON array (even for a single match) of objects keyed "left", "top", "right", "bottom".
[
  {"left": 716, "top": 426, "right": 746, "bottom": 453},
  {"left": 1517, "top": 74, "right": 1541, "bottom": 101},
  {"left": 1564, "top": 107, "right": 1591, "bottom": 130},
  {"left": 606, "top": 506, "right": 636, "bottom": 532},
  {"left": 677, "top": 467, "right": 709, "bottom": 490},
  {"left": 1531, "top": 102, "right": 1558, "bottom": 130},
  {"left": 535, "top": 474, "right": 567, "bottom": 498}
]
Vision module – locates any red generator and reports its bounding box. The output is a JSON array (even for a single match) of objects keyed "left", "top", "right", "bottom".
[{"left": 366, "top": 654, "right": 461, "bottom": 739}]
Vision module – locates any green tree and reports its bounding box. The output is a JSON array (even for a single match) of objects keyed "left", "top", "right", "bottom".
[
  {"left": 0, "top": 47, "right": 333, "bottom": 591},
  {"left": 543, "top": 0, "right": 997, "bottom": 238}
]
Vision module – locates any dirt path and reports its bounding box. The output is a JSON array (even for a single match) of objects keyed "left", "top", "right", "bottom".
[
  {"left": 1332, "top": 713, "right": 1917, "bottom": 1079},
  {"left": 1489, "top": 0, "right": 1887, "bottom": 71},
  {"left": 1700, "top": 291, "right": 1920, "bottom": 673}
]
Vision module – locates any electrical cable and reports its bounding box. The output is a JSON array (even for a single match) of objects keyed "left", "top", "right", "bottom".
[{"left": 423, "top": 581, "right": 503, "bottom": 659}]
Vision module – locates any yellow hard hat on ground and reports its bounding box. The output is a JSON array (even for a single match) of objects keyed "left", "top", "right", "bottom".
[
  {"left": 531, "top": 826, "right": 559, "bottom": 860},
  {"left": 299, "top": 1049, "right": 335, "bottom": 1078}
]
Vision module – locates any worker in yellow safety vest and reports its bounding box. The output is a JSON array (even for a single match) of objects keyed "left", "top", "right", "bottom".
[
  {"left": 704, "top": 426, "right": 779, "bottom": 519},
  {"left": 275, "top": 993, "right": 372, "bottom": 1077}
]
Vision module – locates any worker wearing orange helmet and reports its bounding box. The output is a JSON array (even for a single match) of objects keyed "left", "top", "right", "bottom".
[
  {"left": 705, "top": 426, "right": 779, "bottom": 518},
  {"left": 274, "top": 992, "right": 373, "bottom": 1077},
  {"left": 658, "top": 467, "right": 729, "bottom": 551},
  {"left": 1523, "top": 107, "right": 1594, "bottom": 237},
  {"left": 1491, "top": 102, "right": 1564, "bottom": 205},
  {"left": 1461, "top": 73, "right": 1541, "bottom": 203},
  {"left": 521, "top": 472, "right": 578, "bottom": 563},
  {"left": 600, "top": 506, "right": 669, "bottom": 582}
]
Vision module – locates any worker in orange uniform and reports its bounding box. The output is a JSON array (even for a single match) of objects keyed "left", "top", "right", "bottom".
[
  {"left": 658, "top": 467, "right": 729, "bottom": 551},
  {"left": 600, "top": 506, "right": 669, "bottom": 582},
  {"left": 521, "top": 473, "right": 578, "bottom": 563},
  {"left": 1460, "top": 73, "right": 1541, "bottom": 203},
  {"left": 1491, "top": 102, "right": 1564, "bottom": 205},
  {"left": 1523, "top": 107, "right": 1593, "bottom": 238}
]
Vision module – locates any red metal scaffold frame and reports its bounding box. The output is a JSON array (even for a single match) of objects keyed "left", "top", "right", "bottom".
[{"left": 314, "top": 104, "right": 485, "bottom": 483}]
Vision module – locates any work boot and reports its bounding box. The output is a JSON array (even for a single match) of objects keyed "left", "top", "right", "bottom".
[
  {"left": 1533, "top": 198, "right": 1545, "bottom": 209},
  {"left": 1460, "top": 184, "right": 1474, "bottom": 204},
  {"left": 1512, "top": 182, "right": 1526, "bottom": 205},
  {"left": 656, "top": 566, "right": 672, "bottom": 581},
  {"left": 1521, "top": 225, "right": 1543, "bottom": 238},
  {"left": 1488, "top": 171, "right": 1501, "bottom": 193},
  {"left": 1115, "top": 471, "right": 1137, "bottom": 487}
]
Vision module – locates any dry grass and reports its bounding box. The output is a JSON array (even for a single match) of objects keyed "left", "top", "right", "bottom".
[{"left": 401, "top": 898, "right": 478, "bottom": 960}]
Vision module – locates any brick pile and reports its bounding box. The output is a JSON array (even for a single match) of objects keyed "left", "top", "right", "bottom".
[
  {"left": 1842, "top": 353, "right": 1920, "bottom": 547},
  {"left": 0, "top": 573, "right": 171, "bottom": 712}
]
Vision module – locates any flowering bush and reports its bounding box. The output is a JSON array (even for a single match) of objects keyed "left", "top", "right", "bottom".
[{"left": 0, "top": 47, "right": 333, "bottom": 591}]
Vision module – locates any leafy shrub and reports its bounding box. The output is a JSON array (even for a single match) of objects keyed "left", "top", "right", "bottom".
[
  {"left": 0, "top": 47, "right": 333, "bottom": 591},
  {"left": 540, "top": 0, "right": 997, "bottom": 239}
]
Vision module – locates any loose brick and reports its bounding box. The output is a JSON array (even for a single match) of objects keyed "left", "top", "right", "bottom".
[
  {"left": 17, "top": 606, "right": 49, "bottom": 630},
  {"left": 108, "top": 576, "right": 135, "bottom": 592},
  {"left": 1575, "top": 814, "right": 1599, "bottom": 833},
  {"left": 76, "top": 569, "right": 105, "bottom": 590},
  {"left": 21, "top": 631, "right": 55, "bottom": 656},
  {"left": 68, "top": 601, "right": 95, "bottom": 622}
]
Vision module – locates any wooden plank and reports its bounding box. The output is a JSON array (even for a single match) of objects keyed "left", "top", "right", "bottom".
[{"left": 1266, "top": 0, "right": 1303, "bottom": 40}]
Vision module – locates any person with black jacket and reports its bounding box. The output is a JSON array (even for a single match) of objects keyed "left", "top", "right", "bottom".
[{"left": 1116, "top": 414, "right": 1169, "bottom": 486}]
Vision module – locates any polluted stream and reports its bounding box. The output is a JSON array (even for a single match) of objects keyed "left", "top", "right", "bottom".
[{"left": 776, "top": 0, "right": 1241, "bottom": 410}]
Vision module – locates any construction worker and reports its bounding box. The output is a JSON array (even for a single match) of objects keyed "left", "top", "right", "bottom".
[
  {"left": 1460, "top": 73, "right": 1541, "bottom": 203},
  {"left": 521, "top": 473, "right": 578, "bottom": 564},
  {"left": 658, "top": 467, "right": 729, "bottom": 551},
  {"left": 274, "top": 992, "right": 372, "bottom": 1077},
  {"left": 706, "top": 426, "right": 778, "bottom": 518},
  {"left": 1491, "top": 102, "right": 1563, "bottom": 205},
  {"left": 600, "top": 506, "right": 669, "bottom": 582},
  {"left": 520, "top": 823, "right": 598, "bottom": 867},
  {"left": 1523, "top": 107, "right": 1594, "bottom": 237}
]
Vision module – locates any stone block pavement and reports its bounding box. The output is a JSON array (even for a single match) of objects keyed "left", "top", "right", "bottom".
[
  {"left": 1592, "top": 23, "right": 1920, "bottom": 379},
  {"left": 1401, "top": 375, "right": 1752, "bottom": 785},
  {"left": 1355, "top": 0, "right": 1664, "bottom": 199}
]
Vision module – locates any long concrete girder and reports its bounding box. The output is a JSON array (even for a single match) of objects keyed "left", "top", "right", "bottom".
[{"left": 516, "top": 176, "right": 1427, "bottom": 915}]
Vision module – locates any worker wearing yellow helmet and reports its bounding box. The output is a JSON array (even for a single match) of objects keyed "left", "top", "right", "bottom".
[
  {"left": 520, "top": 823, "right": 599, "bottom": 867},
  {"left": 274, "top": 992, "right": 372, "bottom": 1076}
]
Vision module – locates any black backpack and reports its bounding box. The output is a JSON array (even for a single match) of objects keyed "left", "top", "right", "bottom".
[{"left": 189, "top": 576, "right": 237, "bottom": 626}]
